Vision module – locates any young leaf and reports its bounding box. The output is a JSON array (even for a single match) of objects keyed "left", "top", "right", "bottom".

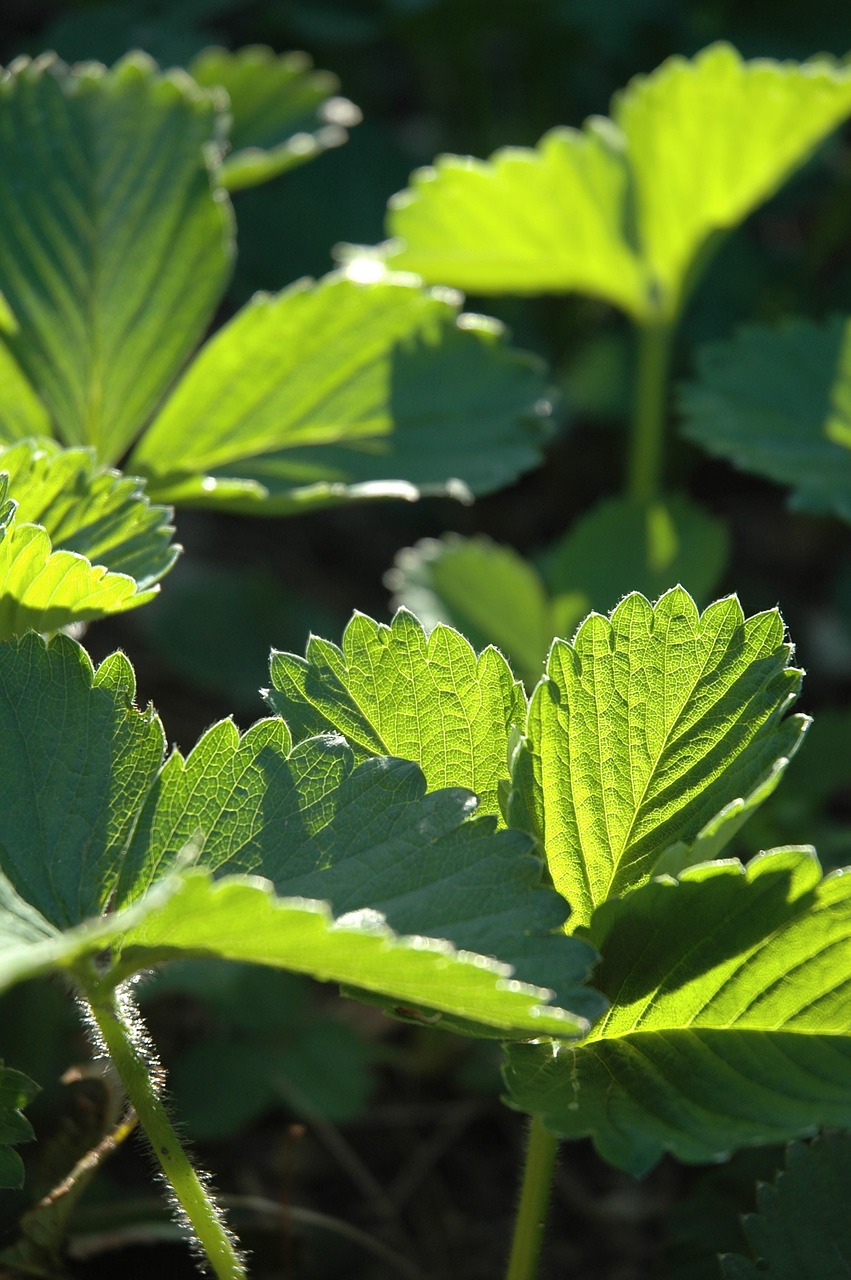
[
  {"left": 680, "top": 317, "right": 851, "bottom": 520},
  {"left": 0, "top": 632, "right": 601, "bottom": 1037},
  {"left": 0, "top": 52, "right": 233, "bottom": 461},
  {"left": 189, "top": 46, "right": 361, "bottom": 192},
  {"left": 721, "top": 1134, "right": 851, "bottom": 1278},
  {"left": 266, "top": 608, "right": 526, "bottom": 818},
  {"left": 504, "top": 849, "right": 851, "bottom": 1175},
  {"left": 0, "top": 475, "right": 162, "bottom": 638},
  {"left": 382, "top": 44, "right": 851, "bottom": 321},
  {"left": 516, "top": 588, "right": 807, "bottom": 926},
  {"left": 129, "top": 273, "right": 553, "bottom": 511},
  {"left": 0, "top": 1061, "right": 39, "bottom": 1189},
  {"left": 0, "top": 439, "right": 177, "bottom": 589}
]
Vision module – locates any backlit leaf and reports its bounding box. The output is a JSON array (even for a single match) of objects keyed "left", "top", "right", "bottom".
[
  {"left": 0, "top": 52, "right": 233, "bottom": 461},
  {"left": 131, "top": 273, "right": 552, "bottom": 512},
  {"left": 189, "top": 45, "right": 361, "bottom": 192},
  {"left": 383, "top": 44, "right": 851, "bottom": 321},
  {"left": 516, "top": 588, "right": 807, "bottom": 927},
  {"left": 504, "top": 849, "right": 851, "bottom": 1174}
]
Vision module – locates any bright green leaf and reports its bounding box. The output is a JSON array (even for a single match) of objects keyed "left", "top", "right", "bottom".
[
  {"left": 516, "top": 588, "right": 807, "bottom": 927},
  {"left": 721, "top": 1134, "right": 851, "bottom": 1279},
  {"left": 0, "top": 632, "right": 601, "bottom": 1038},
  {"left": 0, "top": 1061, "right": 39, "bottom": 1189},
  {"left": 383, "top": 44, "right": 851, "bottom": 321},
  {"left": 386, "top": 497, "right": 728, "bottom": 689},
  {"left": 680, "top": 316, "right": 851, "bottom": 520},
  {"left": 189, "top": 45, "right": 361, "bottom": 192},
  {"left": 0, "top": 438, "right": 177, "bottom": 588},
  {"left": 0, "top": 52, "right": 233, "bottom": 461},
  {"left": 0, "top": 474, "right": 163, "bottom": 637},
  {"left": 266, "top": 608, "right": 526, "bottom": 819},
  {"left": 504, "top": 849, "right": 851, "bottom": 1175},
  {"left": 387, "top": 535, "right": 559, "bottom": 690},
  {"left": 130, "top": 273, "right": 553, "bottom": 512}
]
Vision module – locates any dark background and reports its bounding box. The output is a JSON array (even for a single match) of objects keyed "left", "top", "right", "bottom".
[{"left": 2, "top": 3, "right": 851, "bottom": 1277}]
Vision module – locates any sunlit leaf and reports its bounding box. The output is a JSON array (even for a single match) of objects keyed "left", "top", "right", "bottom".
[
  {"left": 0, "top": 438, "right": 177, "bottom": 588},
  {"left": 0, "top": 52, "right": 233, "bottom": 461},
  {"left": 504, "top": 849, "right": 851, "bottom": 1174},
  {"left": 189, "top": 45, "right": 361, "bottom": 191},
  {"left": 514, "top": 588, "right": 808, "bottom": 927},
  {"left": 382, "top": 44, "right": 851, "bottom": 321},
  {"left": 131, "top": 273, "right": 552, "bottom": 511}
]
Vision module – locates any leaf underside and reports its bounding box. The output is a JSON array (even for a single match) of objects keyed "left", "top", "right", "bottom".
[
  {"left": 130, "top": 273, "right": 553, "bottom": 512},
  {"left": 504, "top": 849, "right": 851, "bottom": 1175}
]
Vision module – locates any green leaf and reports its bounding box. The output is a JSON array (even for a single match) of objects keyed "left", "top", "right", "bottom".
[
  {"left": 0, "top": 474, "right": 164, "bottom": 637},
  {"left": 503, "top": 849, "right": 851, "bottom": 1175},
  {"left": 516, "top": 588, "right": 808, "bottom": 927},
  {"left": 0, "top": 438, "right": 177, "bottom": 588},
  {"left": 538, "top": 495, "right": 729, "bottom": 615},
  {"left": 387, "top": 535, "right": 560, "bottom": 690},
  {"left": 189, "top": 46, "right": 361, "bottom": 192},
  {"left": 382, "top": 43, "right": 851, "bottom": 321},
  {"left": 0, "top": 1061, "right": 39, "bottom": 1189},
  {"left": 386, "top": 497, "right": 728, "bottom": 688},
  {"left": 0, "top": 345, "right": 50, "bottom": 444},
  {"left": 0, "top": 52, "right": 233, "bottom": 462},
  {"left": 0, "top": 633, "right": 165, "bottom": 927},
  {"left": 266, "top": 607, "right": 526, "bottom": 819},
  {"left": 129, "top": 273, "right": 553, "bottom": 511},
  {"left": 680, "top": 317, "right": 851, "bottom": 520},
  {"left": 721, "top": 1134, "right": 851, "bottom": 1279},
  {"left": 0, "top": 632, "right": 601, "bottom": 1038}
]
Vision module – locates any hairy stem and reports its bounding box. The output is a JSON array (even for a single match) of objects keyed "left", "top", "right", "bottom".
[
  {"left": 626, "top": 321, "right": 674, "bottom": 501},
  {"left": 84, "top": 980, "right": 247, "bottom": 1280},
  {"left": 505, "top": 1115, "right": 559, "bottom": 1280}
]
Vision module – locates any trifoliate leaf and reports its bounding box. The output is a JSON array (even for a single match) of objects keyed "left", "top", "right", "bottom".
[
  {"left": 0, "top": 474, "right": 163, "bottom": 637},
  {"left": 130, "top": 274, "right": 553, "bottom": 511},
  {"left": 515, "top": 588, "right": 808, "bottom": 927},
  {"left": 0, "top": 439, "right": 177, "bottom": 588},
  {"left": 189, "top": 46, "right": 361, "bottom": 192},
  {"left": 266, "top": 608, "right": 526, "bottom": 818},
  {"left": 0, "top": 52, "right": 233, "bottom": 462},
  {"left": 721, "top": 1134, "right": 851, "bottom": 1279},
  {"left": 680, "top": 317, "right": 851, "bottom": 520},
  {"left": 0, "top": 1061, "right": 39, "bottom": 1189},
  {"left": 383, "top": 43, "right": 851, "bottom": 321},
  {"left": 386, "top": 497, "right": 728, "bottom": 689},
  {"left": 504, "top": 849, "right": 851, "bottom": 1175},
  {"left": 0, "top": 632, "right": 601, "bottom": 1038}
]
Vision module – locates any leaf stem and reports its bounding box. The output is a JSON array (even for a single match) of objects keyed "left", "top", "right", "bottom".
[
  {"left": 626, "top": 321, "right": 674, "bottom": 501},
  {"left": 84, "top": 981, "right": 247, "bottom": 1280},
  {"left": 505, "top": 1115, "right": 559, "bottom": 1280}
]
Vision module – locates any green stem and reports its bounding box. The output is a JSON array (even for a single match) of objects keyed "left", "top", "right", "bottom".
[
  {"left": 505, "top": 1116, "right": 559, "bottom": 1280},
  {"left": 85, "top": 980, "right": 247, "bottom": 1280},
  {"left": 626, "top": 321, "right": 674, "bottom": 502}
]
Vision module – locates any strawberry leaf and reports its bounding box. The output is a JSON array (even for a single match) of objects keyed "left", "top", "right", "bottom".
[{"left": 0, "top": 1061, "right": 39, "bottom": 1190}]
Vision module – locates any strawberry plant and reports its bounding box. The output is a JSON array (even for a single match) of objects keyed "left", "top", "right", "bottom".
[{"left": 0, "top": 23, "right": 850, "bottom": 1280}]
